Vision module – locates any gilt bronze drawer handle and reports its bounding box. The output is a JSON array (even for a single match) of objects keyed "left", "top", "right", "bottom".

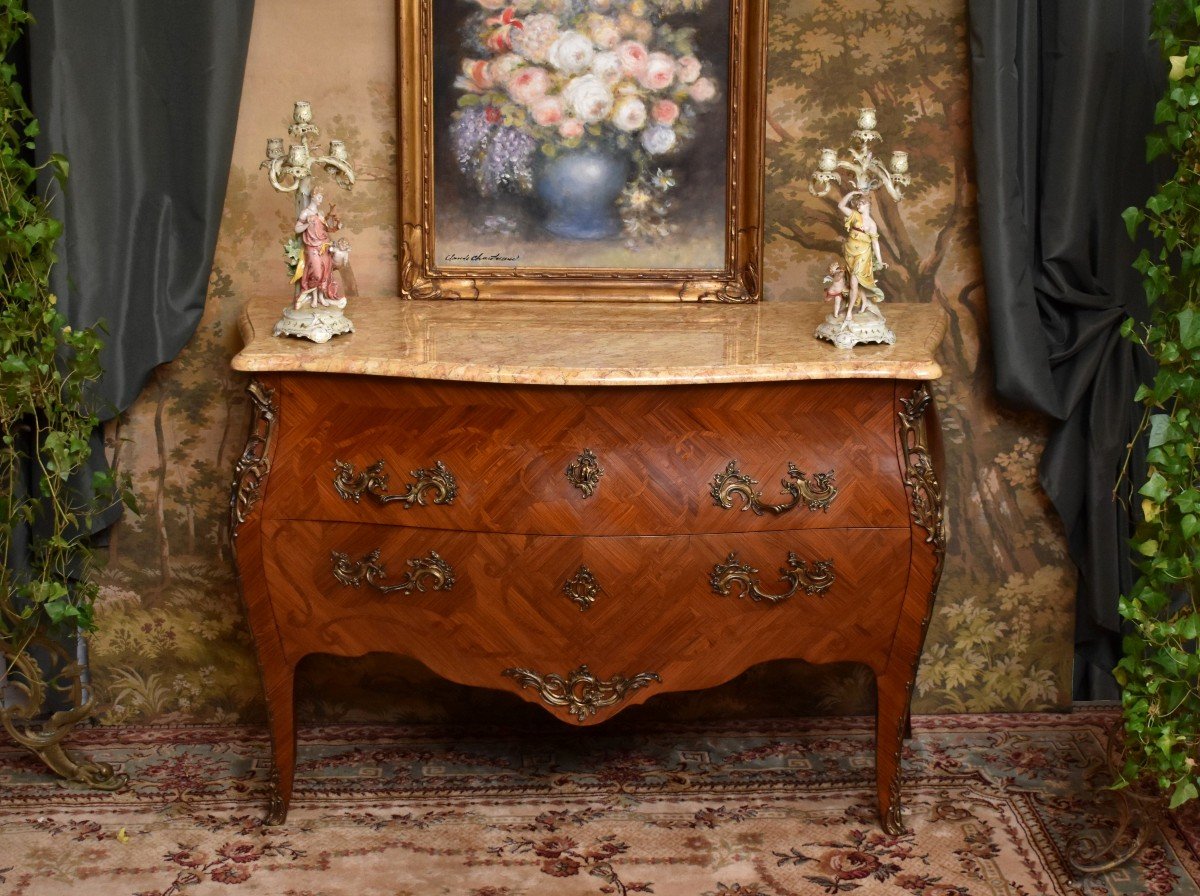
[
  {"left": 563, "top": 565, "right": 602, "bottom": 611},
  {"left": 565, "top": 449, "right": 604, "bottom": 498},
  {"left": 709, "top": 551, "right": 835, "bottom": 604},
  {"left": 331, "top": 548, "right": 455, "bottom": 595},
  {"left": 710, "top": 460, "right": 837, "bottom": 515},
  {"left": 333, "top": 459, "right": 458, "bottom": 508},
  {"left": 502, "top": 664, "right": 661, "bottom": 721}
]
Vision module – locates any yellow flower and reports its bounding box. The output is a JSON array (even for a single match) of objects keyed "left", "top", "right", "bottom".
[
  {"left": 629, "top": 0, "right": 647, "bottom": 16},
  {"left": 1169, "top": 54, "right": 1187, "bottom": 81}
]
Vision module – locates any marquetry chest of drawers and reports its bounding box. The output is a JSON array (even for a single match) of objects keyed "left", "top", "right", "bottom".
[{"left": 230, "top": 295, "right": 947, "bottom": 833}]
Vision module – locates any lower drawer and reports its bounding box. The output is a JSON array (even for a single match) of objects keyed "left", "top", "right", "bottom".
[{"left": 260, "top": 520, "right": 913, "bottom": 722}]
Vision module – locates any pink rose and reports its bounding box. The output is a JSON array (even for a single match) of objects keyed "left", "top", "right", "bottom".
[
  {"left": 677, "top": 55, "right": 701, "bottom": 84},
  {"left": 507, "top": 66, "right": 551, "bottom": 105},
  {"left": 616, "top": 40, "right": 648, "bottom": 77},
  {"left": 461, "top": 59, "right": 494, "bottom": 91},
  {"left": 531, "top": 96, "right": 565, "bottom": 126},
  {"left": 651, "top": 99, "right": 679, "bottom": 124},
  {"left": 689, "top": 77, "right": 717, "bottom": 102},
  {"left": 559, "top": 118, "right": 585, "bottom": 138},
  {"left": 637, "top": 51, "right": 675, "bottom": 90}
]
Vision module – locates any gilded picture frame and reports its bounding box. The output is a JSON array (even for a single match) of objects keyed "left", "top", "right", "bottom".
[{"left": 398, "top": 0, "right": 767, "bottom": 302}]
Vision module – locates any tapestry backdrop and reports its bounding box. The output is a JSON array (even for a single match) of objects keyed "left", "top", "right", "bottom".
[{"left": 88, "top": 0, "right": 1075, "bottom": 726}]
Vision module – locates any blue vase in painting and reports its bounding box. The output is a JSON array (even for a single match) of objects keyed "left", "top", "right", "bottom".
[{"left": 536, "top": 149, "right": 630, "bottom": 240}]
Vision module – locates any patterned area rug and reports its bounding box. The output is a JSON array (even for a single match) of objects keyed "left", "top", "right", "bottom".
[{"left": 0, "top": 710, "right": 1197, "bottom": 895}]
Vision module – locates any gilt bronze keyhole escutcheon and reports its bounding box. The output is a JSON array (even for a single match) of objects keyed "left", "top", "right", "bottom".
[{"left": 566, "top": 449, "right": 604, "bottom": 498}]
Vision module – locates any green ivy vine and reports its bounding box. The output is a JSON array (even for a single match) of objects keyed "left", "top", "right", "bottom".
[
  {"left": 1116, "top": 0, "right": 1200, "bottom": 810},
  {"left": 1, "top": 1, "right": 124, "bottom": 678}
]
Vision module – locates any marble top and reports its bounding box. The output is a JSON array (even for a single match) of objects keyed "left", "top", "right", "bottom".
[{"left": 233, "top": 296, "right": 947, "bottom": 385}]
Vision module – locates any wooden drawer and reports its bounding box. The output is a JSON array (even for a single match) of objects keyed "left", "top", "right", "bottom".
[
  {"left": 263, "top": 376, "right": 911, "bottom": 535},
  {"left": 260, "top": 518, "right": 913, "bottom": 722}
]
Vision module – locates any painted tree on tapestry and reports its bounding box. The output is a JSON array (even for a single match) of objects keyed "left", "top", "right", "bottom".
[{"left": 765, "top": 0, "right": 1072, "bottom": 711}]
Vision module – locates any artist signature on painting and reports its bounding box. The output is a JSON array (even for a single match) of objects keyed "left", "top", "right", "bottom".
[{"left": 445, "top": 252, "right": 520, "bottom": 263}]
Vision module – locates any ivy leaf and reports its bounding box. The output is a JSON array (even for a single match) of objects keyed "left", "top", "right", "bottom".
[
  {"left": 1148, "top": 414, "right": 1172, "bottom": 448},
  {"left": 1140, "top": 471, "right": 1171, "bottom": 503},
  {"left": 1123, "top": 206, "right": 1144, "bottom": 239},
  {"left": 1179, "top": 308, "right": 1200, "bottom": 349},
  {"left": 1171, "top": 780, "right": 1199, "bottom": 809}
]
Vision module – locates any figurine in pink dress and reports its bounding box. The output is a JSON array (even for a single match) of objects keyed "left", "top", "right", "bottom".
[{"left": 292, "top": 191, "right": 347, "bottom": 310}]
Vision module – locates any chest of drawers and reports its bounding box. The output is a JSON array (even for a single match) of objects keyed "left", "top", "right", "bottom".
[{"left": 230, "top": 296, "right": 946, "bottom": 833}]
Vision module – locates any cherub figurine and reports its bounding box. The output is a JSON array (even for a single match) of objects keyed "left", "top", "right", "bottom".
[{"left": 823, "top": 261, "right": 849, "bottom": 318}]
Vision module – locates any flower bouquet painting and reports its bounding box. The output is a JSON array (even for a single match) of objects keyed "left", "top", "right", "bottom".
[{"left": 399, "top": 0, "right": 766, "bottom": 301}]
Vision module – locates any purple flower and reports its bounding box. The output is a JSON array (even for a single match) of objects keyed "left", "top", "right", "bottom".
[{"left": 450, "top": 107, "right": 537, "bottom": 198}]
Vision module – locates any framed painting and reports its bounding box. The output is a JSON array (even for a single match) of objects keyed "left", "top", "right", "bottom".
[{"left": 398, "top": 0, "right": 766, "bottom": 302}]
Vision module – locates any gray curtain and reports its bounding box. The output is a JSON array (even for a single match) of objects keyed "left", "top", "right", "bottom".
[
  {"left": 12, "top": 0, "right": 253, "bottom": 698},
  {"left": 969, "top": 0, "right": 1164, "bottom": 697},
  {"left": 29, "top": 0, "right": 255, "bottom": 415}
]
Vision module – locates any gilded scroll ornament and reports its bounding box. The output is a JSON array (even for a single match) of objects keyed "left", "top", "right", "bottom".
[
  {"left": 883, "top": 382, "right": 947, "bottom": 835},
  {"left": 710, "top": 460, "right": 837, "bottom": 515},
  {"left": 565, "top": 449, "right": 604, "bottom": 498},
  {"left": 333, "top": 459, "right": 458, "bottom": 508},
  {"left": 331, "top": 548, "right": 455, "bottom": 595},
  {"left": 0, "top": 633, "right": 128, "bottom": 791},
  {"left": 898, "top": 385, "right": 946, "bottom": 575},
  {"left": 709, "top": 551, "right": 835, "bottom": 604},
  {"left": 502, "top": 664, "right": 661, "bottom": 721},
  {"left": 563, "top": 565, "right": 603, "bottom": 611},
  {"left": 230, "top": 380, "right": 278, "bottom": 540}
]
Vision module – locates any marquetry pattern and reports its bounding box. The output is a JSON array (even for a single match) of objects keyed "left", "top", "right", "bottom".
[
  {"left": 265, "top": 377, "right": 910, "bottom": 536},
  {"left": 502, "top": 664, "right": 662, "bottom": 721}
]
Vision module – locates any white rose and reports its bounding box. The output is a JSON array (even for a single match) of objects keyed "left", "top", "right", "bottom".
[
  {"left": 563, "top": 74, "right": 614, "bottom": 123},
  {"left": 547, "top": 31, "right": 595, "bottom": 74},
  {"left": 612, "top": 95, "right": 647, "bottom": 132},
  {"left": 677, "top": 55, "right": 702, "bottom": 84},
  {"left": 637, "top": 52, "right": 676, "bottom": 91},
  {"left": 590, "top": 51, "right": 622, "bottom": 85},
  {"left": 640, "top": 124, "right": 676, "bottom": 154},
  {"left": 511, "top": 14, "right": 560, "bottom": 63},
  {"left": 689, "top": 76, "right": 717, "bottom": 102}
]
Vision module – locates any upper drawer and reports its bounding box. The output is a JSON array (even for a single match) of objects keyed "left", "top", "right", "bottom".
[{"left": 262, "top": 375, "right": 911, "bottom": 535}]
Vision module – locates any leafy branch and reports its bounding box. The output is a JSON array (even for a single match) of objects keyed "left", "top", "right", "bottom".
[
  {"left": 1115, "top": 0, "right": 1200, "bottom": 810},
  {"left": 0, "top": 0, "right": 130, "bottom": 677}
]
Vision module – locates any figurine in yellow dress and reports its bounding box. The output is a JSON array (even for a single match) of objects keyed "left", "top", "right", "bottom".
[{"left": 836, "top": 190, "right": 887, "bottom": 325}]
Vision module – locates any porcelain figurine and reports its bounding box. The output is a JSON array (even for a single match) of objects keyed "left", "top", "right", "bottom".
[
  {"left": 814, "top": 190, "right": 896, "bottom": 350},
  {"left": 263, "top": 101, "right": 357, "bottom": 344}
]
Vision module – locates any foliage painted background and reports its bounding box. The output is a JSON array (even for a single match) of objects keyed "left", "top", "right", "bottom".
[{"left": 86, "top": 0, "right": 1075, "bottom": 726}]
